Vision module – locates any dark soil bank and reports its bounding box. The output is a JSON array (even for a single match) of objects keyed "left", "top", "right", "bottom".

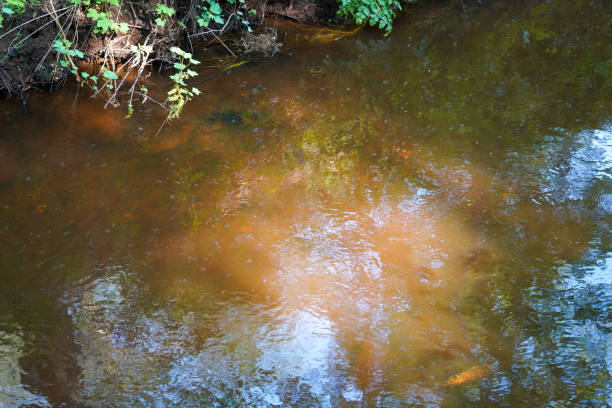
[{"left": 0, "top": 0, "right": 341, "bottom": 97}]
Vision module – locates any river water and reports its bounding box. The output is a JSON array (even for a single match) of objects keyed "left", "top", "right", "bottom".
[{"left": 0, "top": 0, "right": 611, "bottom": 406}]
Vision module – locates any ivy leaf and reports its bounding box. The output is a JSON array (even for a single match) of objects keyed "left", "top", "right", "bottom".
[{"left": 106, "top": 0, "right": 120, "bottom": 7}]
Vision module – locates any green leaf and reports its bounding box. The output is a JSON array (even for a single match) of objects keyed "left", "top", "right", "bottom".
[
  {"left": 156, "top": 4, "right": 175, "bottom": 16},
  {"left": 106, "top": 0, "right": 120, "bottom": 6},
  {"left": 155, "top": 17, "right": 166, "bottom": 26},
  {"left": 197, "top": 15, "right": 210, "bottom": 27},
  {"left": 103, "top": 69, "right": 119, "bottom": 80},
  {"left": 95, "top": 17, "right": 114, "bottom": 33},
  {"left": 208, "top": 1, "right": 222, "bottom": 15},
  {"left": 2, "top": 6, "right": 15, "bottom": 14},
  {"left": 68, "top": 49, "right": 85, "bottom": 58},
  {"left": 4, "top": 0, "right": 25, "bottom": 13},
  {"left": 80, "top": 71, "right": 90, "bottom": 78},
  {"left": 169, "top": 46, "right": 186, "bottom": 57},
  {"left": 118, "top": 22, "right": 129, "bottom": 33},
  {"left": 52, "top": 40, "right": 66, "bottom": 52},
  {"left": 86, "top": 8, "right": 99, "bottom": 18}
]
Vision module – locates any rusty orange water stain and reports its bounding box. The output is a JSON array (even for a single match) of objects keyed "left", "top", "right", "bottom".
[{"left": 399, "top": 149, "right": 413, "bottom": 158}]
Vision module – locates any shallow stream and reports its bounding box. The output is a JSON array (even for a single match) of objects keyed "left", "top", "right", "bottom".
[{"left": 0, "top": 0, "right": 611, "bottom": 406}]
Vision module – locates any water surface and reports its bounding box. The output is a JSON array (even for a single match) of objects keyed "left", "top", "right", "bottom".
[{"left": 0, "top": 0, "right": 611, "bottom": 406}]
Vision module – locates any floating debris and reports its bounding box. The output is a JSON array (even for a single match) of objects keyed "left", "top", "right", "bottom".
[
  {"left": 441, "top": 366, "right": 491, "bottom": 386},
  {"left": 240, "top": 28, "right": 282, "bottom": 57}
]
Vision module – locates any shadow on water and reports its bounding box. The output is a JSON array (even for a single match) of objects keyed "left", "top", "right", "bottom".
[{"left": 0, "top": 0, "right": 611, "bottom": 406}]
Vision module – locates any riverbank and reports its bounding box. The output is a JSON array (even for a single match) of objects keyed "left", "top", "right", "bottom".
[
  {"left": 0, "top": 0, "right": 345, "bottom": 111},
  {"left": 0, "top": 0, "right": 461, "bottom": 117}
]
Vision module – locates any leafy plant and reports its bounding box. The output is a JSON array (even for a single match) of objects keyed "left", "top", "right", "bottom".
[
  {"left": 79, "top": 71, "right": 99, "bottom": 90},
  {"left": 227, "top": 0, "right": 254, "bottom": 32},
  {"left": 70, "top": 0, "right": 128, "bottom": 34},
  {"left": 52, "top": 38, "right": 83, "bottom": 74},
  {"left": 338, "top": 0, "right": 408, "bottom": 33},
  {"left": 166, "top": 46, "right": 201, "bottom": 120},
  {"left": 155, "top": 3, "right": 175, "bottom": 27},
  {"left": 86, "top": 7, "right": 128, "bottom": 33},
  {"left": 196, "top": 0, "right": 224, "bottom": 27},
  {"left": 0, "top": 0, "right": 27, "bottom": 27}
]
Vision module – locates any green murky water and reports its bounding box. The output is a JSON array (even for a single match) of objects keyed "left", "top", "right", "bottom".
[{"left": 1, "top": 0, "right": 611, "bottom": 406}]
